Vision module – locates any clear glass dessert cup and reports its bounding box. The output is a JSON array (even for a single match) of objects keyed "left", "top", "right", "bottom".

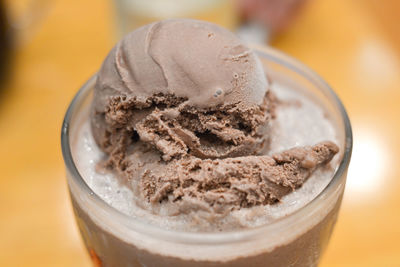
[{"left": 61, "top": 47, "right": 352, "bottom": 267}]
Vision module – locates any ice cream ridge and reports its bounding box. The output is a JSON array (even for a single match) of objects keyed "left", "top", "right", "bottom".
[{"left": 91, "top": 19, "right": 339, "bottom": 216}]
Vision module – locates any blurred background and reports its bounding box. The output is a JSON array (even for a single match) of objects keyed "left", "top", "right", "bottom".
[{"left": 0, "top": 0, "right": 399, "bottom": 266}]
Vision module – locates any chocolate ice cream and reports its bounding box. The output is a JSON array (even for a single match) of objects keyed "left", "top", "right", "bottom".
[
  {"left": 89, "top": 19, "right": 338, "bottom": 219},
  {"left": 64, "top": 18, "right": 352, "bottom": 267}
]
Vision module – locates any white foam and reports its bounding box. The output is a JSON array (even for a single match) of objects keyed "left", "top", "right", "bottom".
[{"left": 72, "top": 82, "right": 339, "bottom": 231}]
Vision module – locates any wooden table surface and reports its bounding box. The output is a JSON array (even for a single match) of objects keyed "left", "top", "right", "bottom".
[{"left": 0, "top": 0, "right": 399, "bottom": 266}]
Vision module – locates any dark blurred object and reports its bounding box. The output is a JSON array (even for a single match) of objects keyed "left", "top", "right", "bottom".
[
  {"left": 0, "top": 0, "right": 13, "bottom": 85},
  {"left": 238, "top": 0, "right": 307, "bottom": 35}
]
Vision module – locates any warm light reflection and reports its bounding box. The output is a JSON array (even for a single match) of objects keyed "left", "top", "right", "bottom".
[{"left": 346, "top": 129, "right": 387, "bottom": 195}]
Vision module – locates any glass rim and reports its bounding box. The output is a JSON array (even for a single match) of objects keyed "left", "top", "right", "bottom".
[{"left": 61, "top": 46, "right": 352, "bottom": 244}]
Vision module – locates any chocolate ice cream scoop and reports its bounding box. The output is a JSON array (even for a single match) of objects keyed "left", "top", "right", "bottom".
[
  {"left": 139, "top": 141, "right": 339, "bottom": 214},
  {"left": 93, "top": 19, "right": 268, "bottom": 111},
  {"left": 89, "top": 19, "right": 339, "bottom": 215},
  {"left": 91, "top": 19, "right": 272, "bottom": 160}
]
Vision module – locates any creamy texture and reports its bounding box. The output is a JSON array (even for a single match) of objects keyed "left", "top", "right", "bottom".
[
  {"left": 74, "top": 82, "right": 340, "bottom": 232},
  {"left": 93, "top": 19, "right": 267, "bottom": 110},
  {"left": 91, "top": 19, "right": 272, "bottom": 163},
  {"left": 83, "top": 19, "right": 339, "bottom": 232}
]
